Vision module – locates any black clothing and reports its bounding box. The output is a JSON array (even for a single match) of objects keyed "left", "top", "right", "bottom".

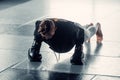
[
  {"left": 28, "top": 18, "right": 84, "bottom": 65},
  {"left": 34, "top": 19, "right": 84, "bottom": 53}
]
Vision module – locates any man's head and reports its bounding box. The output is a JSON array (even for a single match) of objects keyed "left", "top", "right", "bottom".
[{"left": 38, "top": 19, "right": 57, "bottom": 39}]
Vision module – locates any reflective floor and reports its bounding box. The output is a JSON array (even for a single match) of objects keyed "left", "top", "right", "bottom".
[{"left": 0, "top": 0, "right": 120, "bottom": 80}]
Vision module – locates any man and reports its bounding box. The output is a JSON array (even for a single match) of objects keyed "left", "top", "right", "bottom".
[{"left": 28, "top": 18, "right": 103, "bottom": 65}]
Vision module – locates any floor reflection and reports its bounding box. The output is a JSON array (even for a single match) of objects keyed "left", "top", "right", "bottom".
[
  {"left": 84, "top": 42, "right": 103, "bottom": 65},
  {"left": 48, "top": 72, "right": 82, "bottom": 80}
]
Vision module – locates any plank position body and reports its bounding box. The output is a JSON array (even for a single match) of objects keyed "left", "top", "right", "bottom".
[{"left": 28, "top": 18, "right": 103, "bottom": 65}]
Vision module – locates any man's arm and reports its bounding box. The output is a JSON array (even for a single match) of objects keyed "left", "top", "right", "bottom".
[
  {"left": 34, "top": 20, "right": 43, "bottom": 44},
  {"left": 28, "top": 20, "right": 43, "bottom": 62}
]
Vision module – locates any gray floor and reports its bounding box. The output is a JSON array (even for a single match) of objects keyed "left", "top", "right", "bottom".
[{"left": 0, "top": 0, "right": 120, "bottom": 80}]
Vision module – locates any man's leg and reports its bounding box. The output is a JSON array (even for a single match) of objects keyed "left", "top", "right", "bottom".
[
  {"left": 84, "top": 23, "right": 103, "bottom": 43},
  {"left": 28, "top": 21, "right": 42, "bottom": 62}
]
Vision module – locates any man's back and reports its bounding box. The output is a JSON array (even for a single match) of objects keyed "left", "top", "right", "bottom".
[{"left": 44, "top": 18, "right": 83, "bottom": 53}]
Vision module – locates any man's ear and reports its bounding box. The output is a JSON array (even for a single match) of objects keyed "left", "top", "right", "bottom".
[{"left": 48, "top": 20, "right": 57, "bottom": 36}]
